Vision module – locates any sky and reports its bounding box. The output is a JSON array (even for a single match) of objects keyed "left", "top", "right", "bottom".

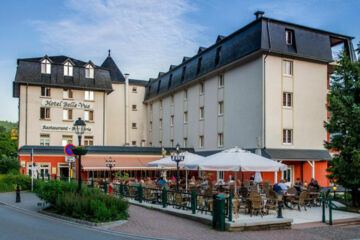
[{"left": 0, "top": 0, "right": 359, "bottom": 122}]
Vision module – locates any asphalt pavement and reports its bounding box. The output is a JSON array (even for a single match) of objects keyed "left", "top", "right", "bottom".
[{"left": 0, "top": 203, "right": 169, "bottom": 240}]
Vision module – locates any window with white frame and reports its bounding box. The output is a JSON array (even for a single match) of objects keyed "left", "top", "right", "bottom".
[
  {"left": 132, "top": 122, "right": 137, "bottom": 129},
  {"left": 84, "top": 91, "right": 94, "bottom": 101},
  {"left": 283, "top": 129, "right": 293, "bottom": 144},
  {"left": 170, "top": 139, "right": 174, "bottom": 147},
  {"left": 283, "top": 92, "right": 293, "bottom": 107},
  {"left": 183, "top": 111, "right": 188, "bottom": 124},
  {"left": 40, "top": 134, "right": 50, "bottom": 146},
  {"left": 199, "top": 107, "right": 204, "bottom": 120},
  {"left": 41, "top": 59, "right": 51, "bottom": 74},
  {"left": 131, "top": 141, "right": 137, "bottom": 146},
  {"left": 63, "top": 89, "right": 73, "bottom": 99},
  {"left": 200, "top": 82, "right": 204, "bottom": 95},
  {"left": 218, "top": 133, "right": 224, "bottom": 147},
  {"left": 218, "top": 74, "right": 224, "bottom": 88},
  {"left": 184, "top": 89, "right": 188, "bottom": 101},
  {"left": 217, "top": 171, "right": 224, "bottom": 180},
  {"left": 40, "top": 107, "right": 50, "bottom": 120},
  {"left": 183, "top": 138, "right": 188, "bottom": 148},
  {"left": 62, "top": 135, "right": 73, "bottom": 146},
  {"left": 170, "top": 115, "right": 174, "bottom": 127},
  {"left": 64, "top": 61, "right": 73, "bottom": 76},
  {"left": 132, "top": 86, "right": 137, "bottom": 93},
  {"left": 84, "top": 136, "right": 94, "bottom": 146},
  {"left": 199, "top": 135, "right": 204, "bottom": 148},
  {"left": 132, "top": 104, "right": 137, "bottom": 111},
  {"left": 283, "top": 60, "right": 293, "bottom": 76},
  {"left": 285, "top": 30, "right": 293, "bottom": 45},
  {"left": 84, "top": 110, "right": 94, "bottom": 121},
  {"left": 141, "top": 139, "right": 146, "bottom": 147},
  {"left": 85, "top": 64, "right": 94, "bottom": 78},
  {"left": 159, "top": 140, "right": 162, "bottom": 146},
  {"left": 218, "top": 101, "right": 224, "bottom": 115},
  {"left": 159, "top": 118, "right": 162, "bottom": 129},
  {"left": 63, "top": 109, "right": 73, "bottom": 120},
  {"left": 41, "top": 87, "right": 51, "bottom": 97}
]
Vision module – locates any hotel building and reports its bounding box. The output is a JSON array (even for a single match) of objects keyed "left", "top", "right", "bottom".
[{"left": 13, "top": 12, "right": 356, "bottom": 186}]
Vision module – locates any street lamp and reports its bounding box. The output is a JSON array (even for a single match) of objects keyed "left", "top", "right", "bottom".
[
  {"left": 74, "top": 117, "right": 86, "bottom": 193},
  {"left": 171, "top": 144, "right": 185, "bottom": 191},
  {"left": 105, "top": 156, "right": 116, "bottom": 178}
]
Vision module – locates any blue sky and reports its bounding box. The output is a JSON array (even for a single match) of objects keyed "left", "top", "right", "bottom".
[{"left": 0, "top": 0, "right": 359, "bottom": 122}]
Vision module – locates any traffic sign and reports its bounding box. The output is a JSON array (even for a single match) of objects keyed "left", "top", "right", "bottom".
[
  {"left": 65, "top": 156, "right": 76, "bottom": 163},
  {"left": 11, "top": 129, "right": 18, "bottom": 140},
  {"left": 64, "top": 144, "right": 75, "bottom": 156}
]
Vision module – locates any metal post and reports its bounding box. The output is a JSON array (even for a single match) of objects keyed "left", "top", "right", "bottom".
[
  {"left": 31, "top": 148, "right": 34, "bottom": 191},
  {"left": 322, "top": 198, "right": 326, "bottom": 223},
  {"left": 228, "top": 194, "right": 233, "bottom": 222},
  {"left": 16, "top": 184, "right": 21, "bottom": 203},
  {"left": 162, "top": 187, "right": 167, "bottom": 208},
  {"left": 176, "top": 161, "right": 180, "bottom": 191},
  {"left": 77, "top": 135, "right": 82, "bottom": 194},
  {"left": 329, "top": 199, "right": 333, "bottom": 225},
  {"left": 191, "top": 191, "right": 197, "bottom": 214},
  {"left": 138, "top": 184, "right": 143, "bottom": 203},
  {"left": 277, "top": 199, "right": 283, "bottom": 218}
]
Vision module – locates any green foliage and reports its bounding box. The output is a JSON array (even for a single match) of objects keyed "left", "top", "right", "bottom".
[
  {"left": 0, "top": 155, "right": 20, "bottom": 174},
  {"left": 0, "top": 132, "right": 17, "bottom": 157},
  {"left": 0, "top": 121, "right": 17, "bottom": 133},
  {"left": 36, "top": 181, "right": 128, "bottom": 222},
  {"left": 324, "top": 48, "right": 360, "bottom": 207},
  {"left": 0, "top": 173, "right": 31, "bottom": 192},
  {"left": 114, "top": 171, "right": 129, "bottom": 182}
]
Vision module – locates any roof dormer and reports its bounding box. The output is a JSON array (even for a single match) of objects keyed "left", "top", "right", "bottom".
[
  {"left": 40, "top": 55, "right": 52, "bottom": 74},
  {"left": 85, "top": 61, "right": 94, "bottom": 79}
]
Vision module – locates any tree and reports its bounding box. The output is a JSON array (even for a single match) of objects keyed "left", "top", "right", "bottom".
[
  {"left": 0, "top": 131, "right": 17, "bottom": 157},
  {"left": 0, "top": 155, "right": 20, "bottom": 174},
  {"left": 324, "top": 48, "right": 360, "bottom": 207}
]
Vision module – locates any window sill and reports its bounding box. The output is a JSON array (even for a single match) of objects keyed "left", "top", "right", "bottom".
[
  {"left": 218, "top": 86, "right": 224, "bottom": 89},
  {"left": 40, "top": 96, "right": 51, "bottom": 99},
  {"left": 132, "top": 127, "right": 137, "bottom": 129},
  {"left": 218, "top": 145, "right": 224, "bottom": 148},
  {"left": 85, "top": 120, "right": 94, "bottom": 123},
  {"left": 199, "top": 118, "right": 204, "bottom": 121},
  {"left": 282, "top": 106, "right": 293, "bottom": 109},
  {"left": 282, "top": 143, "right": 293, "bottom": 146},
  {"left": 218, "top": 114, "right": 224, "bottom": 117},
  {"left": 40, "top": 119, "right": 51, "bottom": 121},
  {"left": 184, "top": 122, "right": 188, "bottom": 125},
  {"left": 199, "top": 93, "right": 205, "bottom": 96},
  {"left": 132, "top": 109, "right": 138, "bottom": 111},
  {"left": 63, "top": 98, "right": 74, "bottom": 100},
  {"left": 283, "top": 74, "right": 293, "bottom": 77},
  {"left": 84, "top": 99, "right": 95, "bottom": 102},
  {"left": 63, "top": 119, "right": 74, "bottom": 122}
]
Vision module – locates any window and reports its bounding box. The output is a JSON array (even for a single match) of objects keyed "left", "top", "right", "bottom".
[
  {"left": 62, "top": 135, "right": 73, "bottom": 146},
  {"left": 132, "top": 87, "right": 137, "bottom": 93},
  {"left": 283, "top": 129, "right": 293, "bottom": 144},
  {"left": 41, "top": 87, "right": 51, "bottom": 97},
  {"left": 132, "top": 105, "right": 137, "bottom": 111},
  {"left": 63, "top": 89, "right": 73, "bottom": 99},
  {"left": 149, "top": 121, "right": 152, "bottom": 131},
  {"left": 218, "top": 101, "right": 224, "bottom": 115},
  {"left": 159, "top": 118, "right": 162, "bottom": 129},
  {"left": 199, "top": 136, "right": 204, "bottom": 148},
  {"left": 218, "top": 74, "right": 224, "bottom": 88},
  {"left": 170, "top": 115, "right": 174, "bottom": 127},
  {"left": 149, "top": 142, "right": 152, "bottom": 146},
  {"left": 85, "top": 64, "right": 94, "bottom": 78},
  {"left": 141, "top": 140, "right": 146, "bottom": 147},
  {"left": 64, "top": 61, "right": 73, "bottom": 76},
  {"left": 40, "top": 134, "right": 50, "bottom": 146},
  {"left": 40, "top": 107, "right": 50, "bottom": 120},
  {"left": 183, "top": 138, "right": 188, "bottom": 148},
  {"left": 217, "top": 171, "right": 224, "bottom": 180},
  {"left": 183, "top": 111, "right": 188, "bottom": 124},
  {"left": 200, "top": 82, "right": 204, "bottom": 95},
  {"left": 197, "top": 57, "right": 202, "bottom": 75},
  {"left": 132, "top": 122, "right": 137, "bottom": 129},
  {"left": 215, "top": 46, "right": 222, "bottom": 66},
  {"left": 170, "top": 139, "right": 174, "bottom": 147},
  {"left": 168, "top": 74, "right": 173, "bottom": 89},
  {"left": 285, "top": 30, "right": 293, "bottom": 45},
  {"left": 283, "top": 92, "right": 293, "bottom": 107},
  {"left": 181, "top": 66, "right": 186, "bottom": 82},
  {"left": 84, "top": 136, "right": 94, "bottom": 146},
  {"left": 159, "top": 140, "right": 162, "bottom": 146},
  {"left": 63, "top": 109, "right": 73, "bottom": 120},
  {"left": 170, "top": 95, "right": 174, "bottom": 105},
  {"left": 41, "top": 59, "right": 51, "bottom": 74},
  {"left": 218, "top": 133, "right": 224, "bottom": 147},
  {"left": 84, "top": 110, "right": 94, "bottom": 121},
  {"left": 283, "top": 60, "right": 293, "bottom": 76},
  {"left": 184, "top": 89, "right": 188, "bottom": 101},
  {"left": 85, "top": 91, "right": 94, "bottom": 101},
  {"left": 199, "top": 107, "right": 204, "bottom": 120},
  {"left": 132, "top": 141, "right": 137, "bottom": 146}
]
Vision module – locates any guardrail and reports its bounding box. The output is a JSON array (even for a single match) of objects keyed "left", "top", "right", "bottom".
[{"left": 321, "top": 196, "right": 339, "bottom": 225}]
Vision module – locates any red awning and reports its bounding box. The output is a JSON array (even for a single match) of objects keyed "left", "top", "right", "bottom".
[{"left": 81, "top": 155, "right": 162, "bottom": 171}]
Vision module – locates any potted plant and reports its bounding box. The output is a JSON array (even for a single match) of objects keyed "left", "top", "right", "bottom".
[{"left": 72, "top": 146, "right": 88, "bottom": 156}]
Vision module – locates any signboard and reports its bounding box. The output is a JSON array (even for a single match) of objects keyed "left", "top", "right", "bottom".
[
  {"left": 41, "top": 124, "right": 92, "bottom": 133},
  {"left": 64, "top": 144, "right": 75, "bottom": 156},
  {"left": 42, "top": 99, "right": 93, "bottom": 109},
  {"left": 65, "top": 156, "right": 76, "bottom": 163},
  {"left": 11, "top": 129, "right": 18, "bottom": 140}
]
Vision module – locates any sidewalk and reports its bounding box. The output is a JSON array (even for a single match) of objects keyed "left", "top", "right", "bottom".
[{"left": 0, "top": 191, "right": 47, "bottom": 211}]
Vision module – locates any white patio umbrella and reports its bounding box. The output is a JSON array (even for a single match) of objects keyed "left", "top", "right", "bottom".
[
  {"left": 147, "top": 152, "right": 205, "bottom": 190},
  {"left": 198, "top": 147, "right": 287, "bottom": 172}
]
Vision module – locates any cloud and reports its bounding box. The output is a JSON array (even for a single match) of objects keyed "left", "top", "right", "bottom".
[{"left": 31, "top": 0, "right": 206, "bottom": 80}]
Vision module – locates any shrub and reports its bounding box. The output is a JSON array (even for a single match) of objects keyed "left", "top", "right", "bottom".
[
  {"left": 0, "top": 182, "right": 14, "bottom": 192},
  {"left": 0, "top": 173, "right": 31, "bottom": 191},
  {"left": 36, "top": 181, "right": 128, "bottom": 222}
]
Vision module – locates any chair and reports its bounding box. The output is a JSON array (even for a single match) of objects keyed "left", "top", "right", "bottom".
[
  {"left": 240, "top": 187, "right": 248, "bottom": 199},
  {"left": 250, "top": 195, "right": 264, "bottom": 217},
  {"left": 265, "top": 194, "right": 278, "bottom": 215},
  {"left": 174, "top": 192, "right": 187, "bottom": 209},
  {"left": 229, "top": 183, "right": 236, "bottom": 195},
  {"left": 292, "top": 191, "right": 307, "bottom": 211}
]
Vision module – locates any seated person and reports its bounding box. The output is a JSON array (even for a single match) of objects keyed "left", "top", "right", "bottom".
[
  {"left": 293, "top": 178, "right": 303, "bottom": 193},
  {"left": 273, "top": 183, "right": 283, "bottom": 194},
  {"left": 157, "top": 177, "right": 166, "bottom": 188},
  {"left": 278, "top": 179, "right": 289, "bottom": 191},
  {"left": 308, "top": 179, "right": 320, "bottom": 191},
  {"left": 227, "top": 175, "right": 234, "bottom": 184},
  {"left": 189, "top": 176, "right": 196, "bottom": 185}
]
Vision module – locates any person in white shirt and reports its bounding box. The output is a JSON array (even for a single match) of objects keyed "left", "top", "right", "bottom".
[{"left": 278, "top": 179, "right": 288, "bottom": 191}]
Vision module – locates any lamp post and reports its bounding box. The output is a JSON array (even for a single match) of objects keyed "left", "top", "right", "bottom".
[
  {"left": 333, "top": 185, "right": 337, "bottom": 200},
  {"left": 74, "top": 117, "right": 86, "bottom": 193},
  {"left": 171, "top": 144, "right": 185, "bottom": 191},
  {"left": 105, "top": 156, "right": 116, "bottom": 179}
]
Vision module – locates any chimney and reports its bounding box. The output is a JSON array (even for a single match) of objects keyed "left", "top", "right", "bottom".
[{"left": 254, "top": 11, "right": 264, "bottom": 20}]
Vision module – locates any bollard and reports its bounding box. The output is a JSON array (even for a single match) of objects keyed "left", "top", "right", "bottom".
[
  {"left": 191, "top": 191, "right": 197, "bottom": 214},
  {"left": 16, "top": 184, "right": 21, "bottom": 203},
  {"left": 162, "top": 187, "right": 167, "bottom": 208},
  {"left": 322, "top": 198, "right": 326, "bottom": 223},
  {"left": 329, "top": 199, "right": 333, "bottom": 225},
  {"left": 228, "top": 194, "right": 233, "bottom": 222},
  {"left": 277, "top": 199, "right": 283, "bottom": 218}
]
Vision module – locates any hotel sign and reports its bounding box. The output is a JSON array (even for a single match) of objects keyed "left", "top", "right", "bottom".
[
  {"left": 42, "top": 99, "right": 93, "bottom": 109},
  {"left": 41, "top": 124, "right": 92, "bottom": 133}
]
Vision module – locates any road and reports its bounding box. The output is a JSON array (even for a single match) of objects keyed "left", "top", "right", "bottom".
[{"left": 0, "top": 203, "right": 167, "bottom": 240}]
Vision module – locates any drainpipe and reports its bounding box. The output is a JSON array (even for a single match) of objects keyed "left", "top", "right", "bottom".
[
  {"left": 124, "top": 73, "right": 130, "bottom": 146},
  {"left": 263, "top": 19, "right": 271, "bottom": 148}
]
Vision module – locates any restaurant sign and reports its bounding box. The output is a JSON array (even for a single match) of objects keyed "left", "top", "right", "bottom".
[
  {"left": 42, "top": 99, "right": 93, "bottom": 109},
  {"left": 41, "top": 124, "right": 92, "bottom": 133}
]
